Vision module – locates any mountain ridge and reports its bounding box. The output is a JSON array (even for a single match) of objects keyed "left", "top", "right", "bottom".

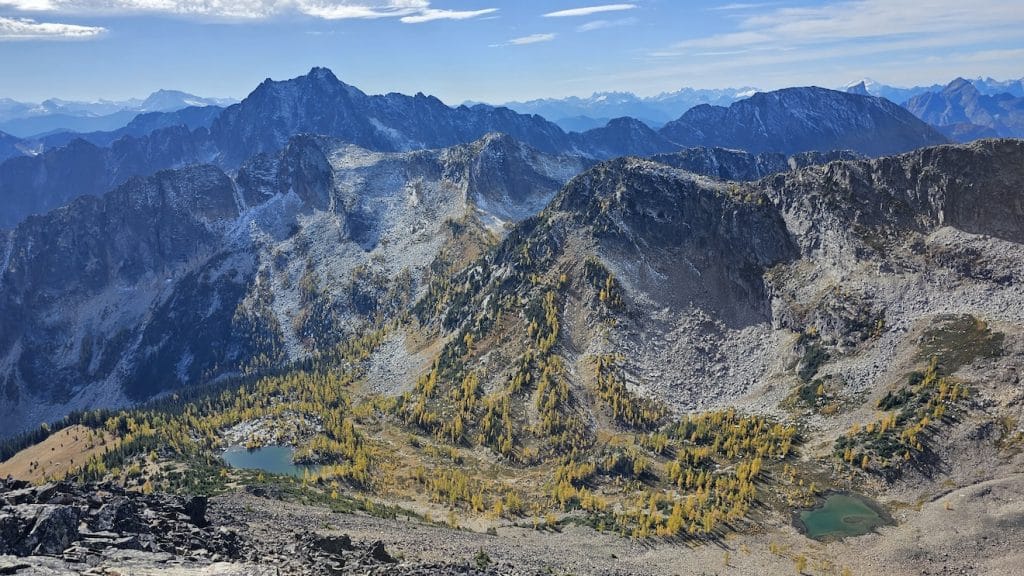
[
  {"left": 0, "top": 70, "right": 956, "bottom": 230},
  {"left": 0, "top": 90, "right": 236, "bottom": 138},
  {"left": 905, "top": 77, "right": 1024, "bottom": 140},
  {"left": 660, "top": 87, "right": 949, "bottom": 155}
]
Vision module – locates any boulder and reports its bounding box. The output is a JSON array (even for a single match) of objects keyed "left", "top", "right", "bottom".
[
  {"left": 312, "top": 534, "right": 354, "bottom": 555},
  {"left": 23, "top": 505, "right": 80, "bottom": 556},
  {"left": 183, "top": 495, "right": 208, "bottom": 527}
]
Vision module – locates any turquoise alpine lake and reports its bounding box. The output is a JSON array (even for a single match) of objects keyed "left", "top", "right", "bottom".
[
  {"left": 221, "top": 445, "right": 319, "bottom": 477},
  {"left": 796, "top": 493, "right": 889, "bottom": 540}
]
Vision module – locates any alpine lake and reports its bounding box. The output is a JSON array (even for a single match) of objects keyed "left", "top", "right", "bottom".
[
  {"left": 796, "top": 492, "right": 892, "bottom": 540},
  {"left": 221, "top": 445, "right": 320, "bottom": 478}
]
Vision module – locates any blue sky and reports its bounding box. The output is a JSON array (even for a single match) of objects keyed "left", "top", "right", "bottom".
[{"left": 1, "top": 1, "right": 1022, "bottom": 104}]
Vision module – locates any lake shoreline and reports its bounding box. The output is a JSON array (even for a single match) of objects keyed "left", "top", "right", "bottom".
[
  {"left": 792, "top": 490, "right": 895, "bottom": 541},
  {"left": 221, "top": 444, "right": 323, "bottom": 478}
]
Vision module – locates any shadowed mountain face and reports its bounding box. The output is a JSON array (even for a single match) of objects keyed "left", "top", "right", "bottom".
[
  {"left": 659, "top": 87, "right": 949, "bottom": 156},
  {"left": 0, "top": 131, "right": 25, "bottom": 162},
  {"left": 905, "top": 78, "right": 1024, "bottom": 141},
  {"left": 761, "top": 139, "right": 1024, "bottom": 247},
  {"left": 573, "top": 117, "right": 679, "bottom": 158},
  {"left": 0, "top": 134, "right": 587, "bottom": 437},
  {"left": 209, "top": 67, "right": 581, "bottom": 165},
  {"left": 0, "top": 129, "right": 214, "bottom": 229},
  {"left": 551, "top": 158, "right": 799, "bottom": 327}
]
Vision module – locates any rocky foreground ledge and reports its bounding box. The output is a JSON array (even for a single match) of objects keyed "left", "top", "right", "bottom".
[{"left": 0, "top": 479, "right": 513, "bottom": 575}]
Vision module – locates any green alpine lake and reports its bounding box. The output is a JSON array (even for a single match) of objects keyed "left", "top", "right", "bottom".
[{"left": 797, "top": 492, "right": 890, "bottom": 540}]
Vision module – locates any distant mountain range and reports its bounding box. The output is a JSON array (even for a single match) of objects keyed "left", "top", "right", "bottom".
[
  {"left": 843, "top": 79, "right": 945, "bottom": 104},
  {"left": 904, "top": 78, "right": 1024, "bottom": 141},
  {"left": 4, "top": 75, "right": 1020, "bottom": 147},
  {"left": 845, "top": 76, "right": 1024, "bottom": 103},
  {"left": 487, "top": 77, "right": 1024, "bottom": 135},
  {"left": 487, "top": 88, "right": 758, "bottom": 132},
  {"left": 0, "top": 90, "right": 236, "bottom": 138},
  {"left": 0, "top": 68, "right": 950, "bottom": 229}
]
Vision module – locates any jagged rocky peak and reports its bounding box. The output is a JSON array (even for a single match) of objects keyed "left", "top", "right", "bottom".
[
  {"left": 554, "top": 158, "right": 796, "bottom": 274},
  {"left": 212, "top": 67, "right": 387, "bottom": 165},
  {"left": 846, "top": 81, "right": 870, "bottom": 96},
  {"left": 761, "top": 138, "right": 1024, "bottom": 260},
  {"left": 307, "top": 65, "right": 340, "bottom": 82},
  {"left": 277, "top": 134, "right": 336, "bottom": 210},
  {"left": 944, "top": 77, "right": 975, "bottom": 94},
  {"left": 209, "top": 67, "right": 584, "bottom": 165},
  {"left": 540, "top": 157, "right": 798, "bottom": 329},
  {"left": 254, "top": 66, "right": 360, "bottom": 97}
]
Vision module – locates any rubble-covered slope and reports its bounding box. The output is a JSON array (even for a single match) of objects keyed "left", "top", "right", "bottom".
[{"left": 392, "top": 139, "right": 1024, "bottom": 449}]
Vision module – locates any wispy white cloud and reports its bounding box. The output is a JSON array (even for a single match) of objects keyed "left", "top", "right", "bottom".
[
  {"left": 298, "top": 1, "right": 427, "bottom": 20},
  {"left": 491, "top": 32, "right": 556, "bottom": 47},
  {"left": 577, "top": 16, "right": 636, "bottom": 32},
  {"left": 400, "top": 7, "right": 497, "bottom": 23},
  {"left": 664, "top": 0, "right": 1024, "bottom": 53},
  {"left": 0, "top": 16, "right": 105, "bottom": 39},
  {"left": 509, "top": 32, "right": 555, "bottom": 45},
  {"left": 0, "top": 0, "right": 497, "bottom": 22},
  {"left": 543, "top": 4, "right": 635, "bottom": 18},
  {"left": 608, "top": 24, "right": 1024, "bottom": 92},
  {"left": 709, "top": 2, "right": 774, "bottom": 11}
]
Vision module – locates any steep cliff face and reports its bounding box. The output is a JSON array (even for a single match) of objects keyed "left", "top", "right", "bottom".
[
  {"left": 660, "top": 87, "right": 949, "bottom": 156},
  {"left": 0, "top": 166, "right": 241, "bottom": 409},
  {"left": 762, "top": 139, "right": 1024, "bottom": 252},
  {"left": 555, "top": 159, "right": 799, "bottom": 325}
]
